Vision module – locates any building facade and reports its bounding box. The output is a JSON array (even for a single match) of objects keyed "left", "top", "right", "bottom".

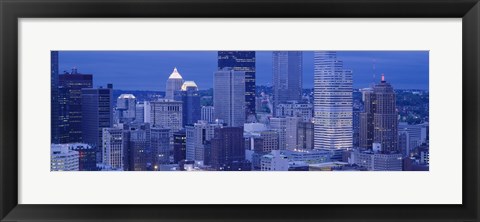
[
  {"left": 313, "top": 51, "right": 353, "bottom": 150},
  {"left": 272, "top": 51, "right": 303, "bottom": 113},
  {"left": 213, "top": 69, "right": 245, "bottom": 127},
  {"left": 165, "top": 67, "right": 184, "bottom": 100},
  {"left": 218, "top": 51, "right": 256, "bottom": 119}
]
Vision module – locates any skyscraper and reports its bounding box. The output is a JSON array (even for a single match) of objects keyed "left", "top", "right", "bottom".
[
  {"left": 272, "top": 51, "right": 303, "bottom": 114},
  {"left": 127, "top": 123, "right": 151, "bottom": 171},
  {"left": 313, "top": 51, "right": 353, "bottom": 150},
  {"left": 59, "top": 69, "right": 93, "bottom": 143},
  {"left": 81, "top": 85, "right": 113, "bottom": 163},
  {"left": 177, "top": 81, "right": 201, "bottom": 127},
  {"left": 214, "top": 69, "right": 245, "bottom": 127},
  {"left": 218, "top": 51, "right": 256, "bottom": 119},
  {"left": 165, "top": 67, "right": 184, "bottom": 100},
  {"left": 51, "top": 51, "right": 60, "bottom": 144},
  {"left": 116, "top": 94, "right": 136, "bottom": 124},
  {"left": 210, "top": 127, "right": 248, "bottom": 170},
  {"left": 360, "top": 75, "right": 399, "bottom": 152}
]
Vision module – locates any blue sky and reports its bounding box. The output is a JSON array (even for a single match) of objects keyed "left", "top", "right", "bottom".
[{"left": 58, "top": 51, "right": 429, "bottom": 91}]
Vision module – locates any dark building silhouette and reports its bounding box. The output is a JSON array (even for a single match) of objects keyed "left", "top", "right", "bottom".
[
  {"left": 360, "top": 74, "right": 398, "bottom": 152},
  {"left": 127, "top": 123, "right": 151, "bottom": 171},
  {"left": 81, "top": 85, "right": 113, "bottom": 163},
  {"left": 151, "top": 127, "right": 171, "bottom": 166},
  {"left": 210, "top": 127, "right": 250, "bottom": 170},
  {"left": 51, "top": 51, "right": 60, "bottom": 144},
  {"left": 173, "top": 130, "right": 187, "bottom": 163},
  {"left": 70, "top": 144, "right": 97, "bottom": 171},
  {"left": 58, "top": 69, "right": 93, "bottom": 143},
  {"left": 218, "top": 51, "right": 256, "bottom": 120}
]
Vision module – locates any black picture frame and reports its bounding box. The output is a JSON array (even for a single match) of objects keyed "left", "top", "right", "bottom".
[{"left": 1, "top": 0, "right": 479, "bottom": 221}]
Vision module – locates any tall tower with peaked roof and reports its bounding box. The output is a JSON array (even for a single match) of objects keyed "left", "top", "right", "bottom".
[{"left": 165, "top": 67, "right": 184, "bottom": 100}]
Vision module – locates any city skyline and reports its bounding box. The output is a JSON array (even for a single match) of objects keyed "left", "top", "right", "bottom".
[
  {"left": 58, "top": 51, "right": 429, "bottom": 91},
  {"left": 51, "top": 50, "right": 429, "bottom": 172}
]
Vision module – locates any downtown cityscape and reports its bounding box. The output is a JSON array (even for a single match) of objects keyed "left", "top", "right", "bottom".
[{"left": 50, "top": 51, "right": 429, "bottom": 171}]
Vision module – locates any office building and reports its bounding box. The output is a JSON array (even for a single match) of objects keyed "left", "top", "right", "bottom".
[
  {"left": 134, "top": 102, "right": 145, "bottom": 123},
  {"left": 51, "top": 51, "right": 60, "bottom": 144},
  {"left": 58, "top": 68, "right": 93, "bottom": 143},
  {"left": 269, "top": 117, "right": 287, "bottom": 150},
  {"left": 127, "top": 123, "right": 151, "bottom": 171},
  {"left": 178, "top": 81, "right": 201, "bottom": 127},
  {"left": 102, "top": 127, "right": 129, "bottom": 170},
  {"left": 218, "top": 51, "right": 256, "bottom": 119},
  {"left": 313, "top": 51, "right": 353, "bottom": 149},
  {"left": 151, "top": 127, "right": 171, "bottom": 166},
  {"left": 173, "top": 130, "right": 187, "bottom": 163},
  {"left": 260, "top": 150, "right": 289, "bottom": 171},
  {"left": 398, "top": 122, "right": 428, "bottom": 156},
  {"left": 81, "top": 85, "right": 113, "bottom": 163},
  {"left": 150, "top": 99, "right": 183, "bottom": 133},
  {"left": 213, "top": 69, "right": 245, "bottom": 127},
  {"left": 275, "top": 101, "right": 313, "bottom": 122},
  {"left": 165, "top": 67, "right": 184, "bottom": 100},
  {"left": 272, "top": 51, "right": 303, "bottom": 113},
  {"left": 68, "top": 143, "right": 97, "bottom": 171},
  {"left": 51, "top": 144, "right": 80, "bottom": 171},
  {"left": 297, "top": 121, "right": 314, "bottom": 150},
  {"left": 360, "top": 75, "right": 398, "bottom": 152},
  {"left": 210, "top": 127, "right": 248, "bottom": 170},
  {"left": 185, "top": 120, "right": 223, "bottom": 163},
  {"left": 351, "top": 149, "right": 402, "bottom": 171},
  {"left": 116, "top": 94, "right": 136, "bottom": 123}
]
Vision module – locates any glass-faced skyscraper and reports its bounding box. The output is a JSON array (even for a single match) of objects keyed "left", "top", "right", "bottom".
[
  {"left": 81, "top": 85, "right": 113, "bottom": 163},
  {"left": 51, "top": 51, "right": 60, "bottom": 144},
  {"left": 213, "top": 69, "right": 245, "bottom": 127},
  {"left": 176, "top": 81, "right": 201, "bottom": 127},
  {"left": 272, "top": 51, "right": 303, "bottom": 113},
  {"left": 218, "top": 51, "right": 256, "bottom": 120},
  {"left": 59, "top": 69, "right": 93, "bottom": 143},
  {"left": 313, "top": 51, "right": 353, "bottom": 150},
  {"left": 165, "top": 67, "right": 184, "bottom": 100}
]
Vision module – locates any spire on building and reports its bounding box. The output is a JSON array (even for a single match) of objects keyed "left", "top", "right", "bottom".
[{"left": 168, "top": 67, "right": 183, "bottom": 79}]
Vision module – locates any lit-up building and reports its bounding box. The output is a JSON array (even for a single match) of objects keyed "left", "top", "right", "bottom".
[
  {"left": 214, "top": 69, "right": 245, "bottom": 127},
  {"left": 116, "top": 94, "right": 136, "bottom": 124},
  {"left": 165, "top": 67, "right": 184, "bottom": 100},
  {"left": 313, "top": 51, "right": 353, "bottom": 149}
]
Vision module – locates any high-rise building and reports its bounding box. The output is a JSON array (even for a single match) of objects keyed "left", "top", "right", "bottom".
[
  {"left": 81, "top": 85, "right": 113, "bottom": 163},
  {"left": 313, "top": 51, "right": 353, "bottom": 149},
  {"left": 151, "top": 127, "right": 171, "bottom": 166},
  {"left": 218, "top": 51, "right": 256, "bottom": 119},
  {"left": 143, "top": 101, "right": 151, "bottom": 123},
  {"left": 177, "top": 81, "right": 201, "bottom": 127},
  {"left": 214, "top": 69, "right": 245, "bottom": 127},
  {"left": 201, "top": 106, "right": 215, "bottom": 123},
  {"left": 173, "top": 130, "right": 187, "bottom": 163},
  {"left": 58, "top": 69, "right": 93, "bottom": 143},
  {"left": 398, "top": 122, "right": 428, "bottom": 156},
  {"left": 210, "top": 127, "right": 249, "bottom": 170},
  {"left": 272, "top": 51, "right": 303, "bottom": 114},
  {"left": 185, "top": 120, "right": 223, "bottom": 163},
  {"left": 360, "top": 75, "right": 399, "bottom": 152},
  {"left": 51, "top": 144, "right": 79, "bottom": 171},
  {"left": 102, "top": 127, "right": 129, "bottom": 170},
  {"left": 51, "top": 51, "right": 60, "bottom": 144},
  {"left": 116, "top": 94, "right": 136, "bottom": 124},
  {"left": 165, "top": 67, "right": 184, "bottom": 100},
  {"left": 150, "top": 99, "right": 183, "bottom": 133}
]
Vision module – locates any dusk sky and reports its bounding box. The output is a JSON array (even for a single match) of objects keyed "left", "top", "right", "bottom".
[{"left": 58, "top": 51, "right": 429, "bottom": 91}]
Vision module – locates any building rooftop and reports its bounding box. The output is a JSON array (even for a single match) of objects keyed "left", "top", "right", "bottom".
[
  {"left": 168, "top": 67, "right": 183, "bottom": 79},
  {"left": 118, "top": 94, "right": 136, "bottom": 99},
  {"left": 181, "top": 81, "right": 198, "bottom": 91}
]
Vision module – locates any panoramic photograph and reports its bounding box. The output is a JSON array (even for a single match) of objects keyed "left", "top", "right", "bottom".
[{"left": 50, "top": 51, "right": 429, "bottom": 171}]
